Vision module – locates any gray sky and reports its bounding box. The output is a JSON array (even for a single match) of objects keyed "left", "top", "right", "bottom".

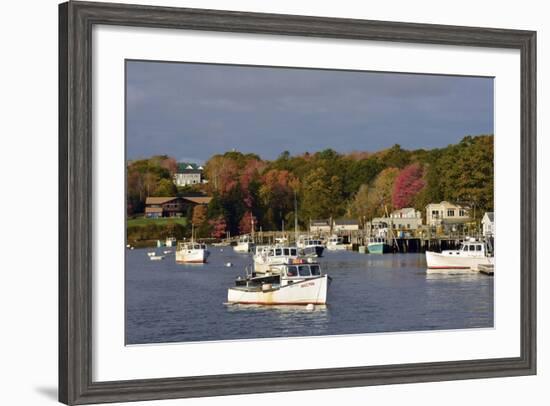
[{"left": 126, "top": 60, "right": 494, "bottom": 163}]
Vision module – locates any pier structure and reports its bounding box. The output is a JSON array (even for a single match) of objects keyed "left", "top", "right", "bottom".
[{"left": 219, "top": 229, "right": 482, "bottom": 253}]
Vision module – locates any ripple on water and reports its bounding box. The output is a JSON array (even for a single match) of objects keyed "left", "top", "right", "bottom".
[{"left": 126, "top": 249, "right": 493, "bottom": 344}]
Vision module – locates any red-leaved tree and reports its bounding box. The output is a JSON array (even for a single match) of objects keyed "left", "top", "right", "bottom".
[
  {"left": 209, "top": 216, "right": 227, "bottom": 239},
  {"left": 392, "top": 163, "right": 426, "bottom": 209}
]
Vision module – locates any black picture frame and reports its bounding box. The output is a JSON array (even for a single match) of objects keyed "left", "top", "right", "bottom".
[{"left": 59, "top": 1, "right": 537, "bottom": 404}]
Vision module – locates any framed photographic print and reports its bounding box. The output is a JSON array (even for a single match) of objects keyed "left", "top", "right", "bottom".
[{"left": 59, "top": 1, "right": 536, "bottom": 404}]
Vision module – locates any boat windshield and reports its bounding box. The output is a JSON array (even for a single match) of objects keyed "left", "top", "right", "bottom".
[
  {"left": 286, "top": 266, "right": 298, "bottom": 277},
  {"left": 310, "top": 265, "right": 321, "bottom": 276},
  {"left": 298, "top": 265, "right": 311, "bottom": 277}
]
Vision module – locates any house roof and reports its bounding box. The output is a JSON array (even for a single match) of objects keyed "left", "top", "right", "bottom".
[
  {"left": 145, "top": 196, "right": 181, "bottom": 205},
  {"left": 310, "top": 219, "right": 330, "bottom": 226},
  {"left": 176, "top": 162, "right": 204, "bottom": 173},
  {"left": 177, "top": 169, "right": 202, "bottom": 174},
  {"left": 484, "top": 212, "right": 494, "bottom": 222},
  {"left": 334, "top": 218, "right": 359, "bottom": 226},
  {"left": 426, "top": 201, "right": 469, "bottom": 209},
  {"left": 392, "top": 207, "right": 416, "bottom": 214},
  {"left": 181, "top": 196, "right": 212, "bottom": 205}
]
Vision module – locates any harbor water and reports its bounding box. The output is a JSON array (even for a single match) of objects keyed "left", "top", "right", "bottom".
[{"left": 126, "top": 248, "right": 493, "bottom": 345}]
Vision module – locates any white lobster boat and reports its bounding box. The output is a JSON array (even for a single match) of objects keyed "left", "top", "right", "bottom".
[
  {"left": 253, "top": 245, "right": 300, "bottom": 274},
  {"left": 326, "top": 235, "right": 347, "bottom": 251},
  {"left": 426, "top": 240, "right": 493, "bottom": 272},
  {"left": 233, "top": 235, "right": 255, "bottom": 253},
  {"left": 175, "top": 241, "right": 210, "bottom": 263},
  {"left": 228, "top": 261, "right": 330, "bottom": 305}
]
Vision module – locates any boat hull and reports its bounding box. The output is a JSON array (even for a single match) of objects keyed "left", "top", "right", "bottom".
[
  {"left": 227, "top": 275, "right": 329, "bottom": 305},
  {"left": 302, "top": 246, "right": 324, "bottom": 258},
  {"left": 175, "top": 249, "right": 209, "bottom": 263},
  {"left": 233, "top": 243, "right": 253, "bottom": 253},
  {"left": 326, "top": 244, "right": 347, "bottom": 251},
  {"left": 425, "top": 251, "right": 493, "bottom": 272},
  {"left": 367, "top": 243, "right": 392, "bottom": 254}
]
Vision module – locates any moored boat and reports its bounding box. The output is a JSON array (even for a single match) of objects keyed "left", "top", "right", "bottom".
[
  {"left": 297, "top": 236, "right": 325, "bottom": 257},
  {"left": 367, "top": 237, "right": 392, "bottom": 254},
  {"left": 233, "top": 234, "right": 255, "bottom": 253},
  {"left": 228, "top": 261, "right": 331, "bottom": 305},
  {"left": 326, "top": 235, "right": 347, "bottom": 251},
  {"left": 175, "top": 241, "right": 209, "bottom": 263},
  {"left": 165, "top": 237, "right": 177, "bottom": 247},
  {"left": 253, "top": 245, "right": 300, "bottom": 274},
  {"left": 426, "top": 239, "right": 493, "bottom": 272}
]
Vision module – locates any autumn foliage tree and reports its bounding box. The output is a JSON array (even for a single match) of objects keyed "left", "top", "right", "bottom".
[
  {"left": 191, "top": 205, "right": 207, "bottom": 226},
  {"left": 259, "top": 169, "right": 299, "bottom": 229},
  {"left": 392, "top": 163, "right": 426, "bottom": 209},
  {"left": 365, "top": 167, "right": 400, "bottom": 218},
  {"left": 126, "top": 155, "right": 175, "bottom": 216},
  {"left": 209, "top": 216, "right": 227, "bottom": 238},
  {"left": 127, "top": 135, "right": 494, "bottom": 240}
]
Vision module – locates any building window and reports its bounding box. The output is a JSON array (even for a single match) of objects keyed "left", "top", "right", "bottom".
[
  {"left": 459, "top": 209, "right": 466, "bottom": 216},
  {"left": 431, "top": 210, "right": 439, "bottom": 218},
  {"left": 447, "top": 209, "right": 455, "bottom": 217}
]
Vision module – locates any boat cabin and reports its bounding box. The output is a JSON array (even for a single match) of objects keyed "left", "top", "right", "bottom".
[
  {"left": 447, "top": 241, "right": 488, "bottom": 257},
  {"left": 236, "top": 261, "right": 323, "bottom": 288},
  {"left": 256, "top": 246, "right": 299, "bottom": 258},
  {"left": 178, "top": 242, "right": 206, "bottom": 251},
  {"left": 368, "top": 237, "right": 387, "bottom": 244},
  {"left": 303, "top": 239, "right": 322, "bottom": 246}
]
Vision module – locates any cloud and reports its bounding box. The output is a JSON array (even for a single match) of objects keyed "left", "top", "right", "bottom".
[{"left": 126, "top": 61, "right": 493, "bottom": 160}]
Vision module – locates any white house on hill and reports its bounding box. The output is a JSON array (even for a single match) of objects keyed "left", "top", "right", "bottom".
[{"left": 174, "top": 162, "right": 206, "bottom": 187}]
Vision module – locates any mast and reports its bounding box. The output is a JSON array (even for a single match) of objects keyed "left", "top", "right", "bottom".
[{"left": 294, "top": 189, "right": 298, "bottom": 245}]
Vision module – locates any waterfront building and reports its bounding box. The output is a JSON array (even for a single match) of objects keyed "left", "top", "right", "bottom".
[
  {"left": 482, "top": 212, "right": 495, "bottom": 237},
  {"left": 425, "top": 201, "right": 470, "bottom": 227},
  {"left": 333, "top": 218, "right": 360, "bottom": 232},
  {"left": 309, "top": 219, "right": 331, "bottom": 234},
  {"left": 388, "top": 207, "right": 423, "bottom": 230}
]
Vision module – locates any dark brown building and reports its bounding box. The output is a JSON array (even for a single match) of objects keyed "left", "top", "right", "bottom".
[{"left": 144, "top": 196, "right": 212, "bottom": 218}]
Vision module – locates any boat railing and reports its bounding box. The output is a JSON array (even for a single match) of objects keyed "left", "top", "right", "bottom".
[{"left": 245, "top": 265, "right": 254, "bottom": 279}]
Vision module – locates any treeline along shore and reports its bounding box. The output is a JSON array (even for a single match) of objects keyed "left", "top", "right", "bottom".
[{"left": 126, "top": 135, "right": 493, "bottom": 244}]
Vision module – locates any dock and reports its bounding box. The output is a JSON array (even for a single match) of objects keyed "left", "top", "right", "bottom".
[
  {"left": 219, "top": 230, "right": 482, "bottom": 254},
  {"left": 478, "top": 264, "right": 494, "bottom": 276}
]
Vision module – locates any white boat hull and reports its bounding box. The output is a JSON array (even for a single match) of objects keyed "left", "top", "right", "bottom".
[
  {"left": 326, "top": 244, "right": 347, "bottom": 251},
  {"left": 228, "top": 275, "right": 329, "bottom": 305},
  {"left": 426, "top": 251, "right": 493, "bottom": 272},
  {"left": 233, "top": 243, "right": 253, "bottom": 253},
  {"left": 176, "top": 249, "right": 209, "bottom": 263}
]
